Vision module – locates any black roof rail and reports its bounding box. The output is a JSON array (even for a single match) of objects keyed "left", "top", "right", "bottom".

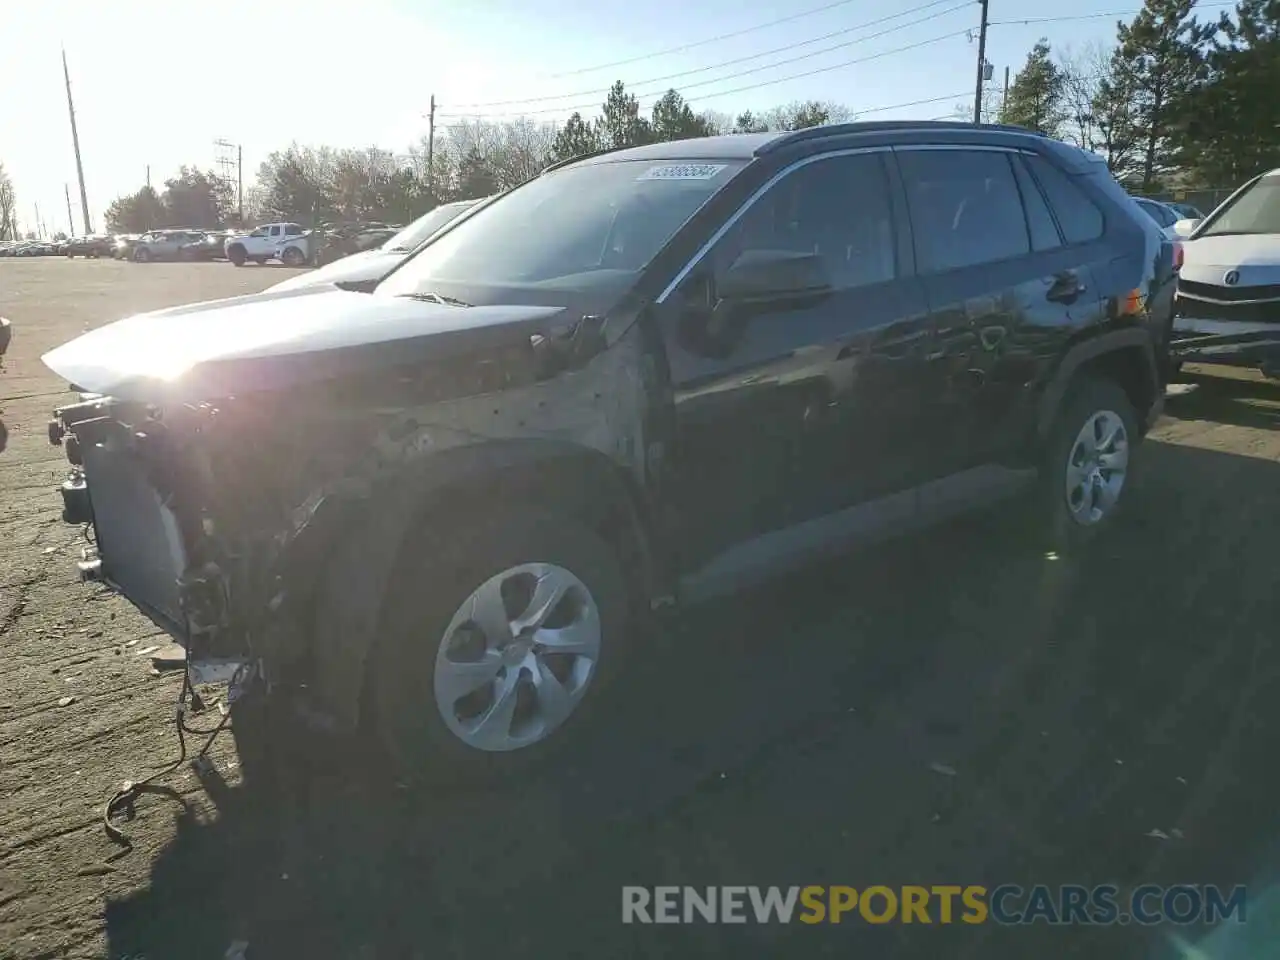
[
  {"left": 541, "top": 144, "right": 629, "bottom": 174},
  {"left": 754, "top": 120, "right": 1047, "bottom": 155}
]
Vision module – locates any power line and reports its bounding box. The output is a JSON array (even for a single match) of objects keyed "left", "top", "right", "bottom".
[
  {"left": 989, "top": 1, "right": 1234, "bottom": 26},
  {"left": 439, "top": 28, "right": 975, "bottom": 120},
  {"left": 450, "top": 0, "right": 969, "bottom": 110},
  {"left": 854, "top": 89, "right": 976, "bottom": 116},
  {"left": 543, "top": 0, "right": 866, "bottom": 78}
]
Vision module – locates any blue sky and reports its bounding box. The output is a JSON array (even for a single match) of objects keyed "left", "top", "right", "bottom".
[{"left": 0, "top": 0, "right": 1232, "bottom": 235}]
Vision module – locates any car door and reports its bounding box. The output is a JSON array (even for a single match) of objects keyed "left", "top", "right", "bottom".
[
  {"left": 659, "top": 148, "right": 930, "bottom": 572},
  {"left": 895, "top": 146, "right": 1102, "bottom": 479}
]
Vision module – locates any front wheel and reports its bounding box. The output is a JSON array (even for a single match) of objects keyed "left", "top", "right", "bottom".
[
  {"left": 370, "top": 509, "right": 631, "bottom": 786},
  {"left": 1036, "top": 377, "right": 1139, "bottom": 552},
  {"left": 227, "top": 244, "right": 246, "bottom": 267}
]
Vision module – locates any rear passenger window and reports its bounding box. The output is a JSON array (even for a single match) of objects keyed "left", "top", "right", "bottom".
[
  {"left": 1011, "top": 156, "right": 1062, "bottom": 252},
  {"left": 898, "top": 149, "right": 1030, "bottom": 272},
  {"left": 1025, "top": 154, "right": 1104, "bottom": 243}
]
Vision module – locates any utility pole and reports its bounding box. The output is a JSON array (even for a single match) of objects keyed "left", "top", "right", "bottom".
[
  {"left": 33, "top": 203, "right": 40, "bottom": 238},
  {"left": 213, "top": 139, "right": 243, "bottom": 225},
  {"left": 62, "top": 47, "right": 92, "bottom": 234},
  {"left": 427, "top": 94, "right": 436, "bottom": 196},
  {"left": 146, "top": 165, "right": 151, "bottom": 190},
  {"left": 973, "top": 0, "right": 990, "bottom": 124},
  {"left": 1003, "top": 65, "right": 1010, "bottom": 103},
  {"left": 65, "top": 184, "right": 75, "bottom": 236}
]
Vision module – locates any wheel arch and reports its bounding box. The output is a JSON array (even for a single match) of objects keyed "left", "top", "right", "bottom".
[
  {"left": 1035, "top": 327, "right": 1161, "bottom": 443},
  {"left": 299, "top": 438, "right": 659, "bottom": 729}
]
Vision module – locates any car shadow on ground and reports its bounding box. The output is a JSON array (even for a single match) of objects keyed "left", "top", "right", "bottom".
[{"left": 103, "top": 439, "right": 1280, "bottom": 959}]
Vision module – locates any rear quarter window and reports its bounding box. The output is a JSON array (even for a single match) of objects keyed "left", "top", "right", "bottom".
[{"left": 1024, "top": 153, "right": 1105, "bottom": 244}]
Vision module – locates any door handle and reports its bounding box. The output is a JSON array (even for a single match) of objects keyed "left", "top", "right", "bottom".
[{"left": 1046, "top": 272, "right": 1086, "bottom": 305}]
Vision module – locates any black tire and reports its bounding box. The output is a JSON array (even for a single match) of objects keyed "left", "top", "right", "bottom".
[
  {"left": 227, "top": 244, "right": 247, "bottom": 267},
  {"left": 1034, "top": 376, "right": 1139, "bottom": 553},
  {"left": 133, "top": 247, "right": 150, "bottom": 262},
  {"left": 370, "top": 509, "right": 631, "bottom": 786},
  {"left": 251, "top": 256, "right": 268, "bottom": 265},
  {"left": 281, "top": 246, "right": 305, "bottom": 267}
]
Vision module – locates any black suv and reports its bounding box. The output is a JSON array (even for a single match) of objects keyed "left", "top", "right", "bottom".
[{"left": 42, "top": 122, "right": 1172, "bottom": 782}]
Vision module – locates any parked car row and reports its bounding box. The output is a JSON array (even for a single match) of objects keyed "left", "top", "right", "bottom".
[
  {"left": 4, "top": 211, "right": 471, "bottom": 272},
  {"left": 42, "top": 121, "right": 1180, "bottom": 787},
  {"left": 1, "top": 239, "right": 61, "bottom": 256},
  {"left": 1131, "top": 196, "right": 1206, "bottom": 241}
]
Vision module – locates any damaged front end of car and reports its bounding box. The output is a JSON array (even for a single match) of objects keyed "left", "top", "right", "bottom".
[{"left": 44, "top": 294, "right": 656, "bottom": 726}]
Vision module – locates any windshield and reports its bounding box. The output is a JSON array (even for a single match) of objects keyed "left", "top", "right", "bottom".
[
  {"left": 378, "top": 158, "right": 745, "bottom": 295},
  {"left": 382, "top": 202, "right": 478, "bottom": 252},
  {"left": 1202, "top": 176, "right": 1280, "bottom": 236}
]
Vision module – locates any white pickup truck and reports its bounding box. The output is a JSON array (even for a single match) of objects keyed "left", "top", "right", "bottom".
[{"left": 223, "top": 222, "right": 306, "bottom": 266}]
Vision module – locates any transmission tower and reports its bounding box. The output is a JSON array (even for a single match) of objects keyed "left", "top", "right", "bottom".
[{"left": 213, "top": 138, "right": 243, "bottom": 224}]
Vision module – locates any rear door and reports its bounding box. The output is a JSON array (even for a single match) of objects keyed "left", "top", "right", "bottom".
[{"left": 895, "top": 146, "right": 1104, "bottom": 475}]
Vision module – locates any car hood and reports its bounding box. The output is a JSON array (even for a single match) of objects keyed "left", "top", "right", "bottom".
[
  {"left": 1182, "top": 233, "right": 1280, "bottom": 286},
  {"left": 267, "top": 249, "right": 399, "bottom": 292},
  {"left": 42, "top": 287, "right": 567, "bottom": 403}
]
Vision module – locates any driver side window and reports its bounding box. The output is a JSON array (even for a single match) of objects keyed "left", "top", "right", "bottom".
[{"left": 708, "top": 151, "right": 897, "bottom": 293}]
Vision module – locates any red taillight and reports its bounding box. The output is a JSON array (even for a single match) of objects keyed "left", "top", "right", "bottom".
[{"left": 1173, "top": 241, "right": 1184, "bottom": 271}]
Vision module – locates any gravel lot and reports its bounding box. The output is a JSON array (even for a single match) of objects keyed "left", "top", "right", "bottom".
[{"left": 3, "top": 258, "right": 1280, "bottom": 959}]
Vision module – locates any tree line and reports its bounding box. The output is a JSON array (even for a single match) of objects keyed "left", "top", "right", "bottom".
[
  {"left": 99, "top": 87, "right": 846, "bottom": 233},
  {"left": 996, "top": 0, "right": 1279, "bottom": 192}
]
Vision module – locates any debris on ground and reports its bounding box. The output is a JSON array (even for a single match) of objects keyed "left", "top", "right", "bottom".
[
  {"left": 57, "top": 695, "right": 76, "bottom": 707},
  {"left": 150, "top": 643, "right": 186, "bottom": 669},
  {"left": 929, "top": 762, "right": 957, "bottom": 777}
]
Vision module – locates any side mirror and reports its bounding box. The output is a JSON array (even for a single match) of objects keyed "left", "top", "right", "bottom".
[
  {"left": 717, "top": 249, "right": 832, "bottom": 303},
  {"left": 1173, "top": 218, "right": 1202, "bottom": 239}
]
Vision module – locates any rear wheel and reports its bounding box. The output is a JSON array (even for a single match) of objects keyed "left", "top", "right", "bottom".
[
  {"left": 281, "top": 246, "right": 306, "bottom": 267},
  {"left": 370, "top": 509, "right": 630, "bottom": 786},
  {"left": 227, "top": 244, "right": 246, "bottom": 267},
  {"left": 1036, "top": 377, "right": 1138, "bottom": 552}
]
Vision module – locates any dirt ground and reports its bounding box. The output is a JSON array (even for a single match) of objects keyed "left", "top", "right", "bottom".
[{"left": 4, "top": 258, "right": 1280, "bottom": 959}]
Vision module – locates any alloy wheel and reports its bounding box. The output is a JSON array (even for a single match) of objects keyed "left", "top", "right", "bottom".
[
  {"left": 432, "top": 562, "right": 602, "bottom": 752},
  {"left": 1064, "top": 409, "right": 1129, "bottom": 526}
]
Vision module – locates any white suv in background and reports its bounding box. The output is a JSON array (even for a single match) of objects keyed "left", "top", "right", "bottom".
[{"left": 223, "top": 222, "right": 305, "bottom": 266}]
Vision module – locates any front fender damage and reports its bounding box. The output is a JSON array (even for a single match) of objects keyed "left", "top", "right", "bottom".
[{"left": 208, "top": 320, "right": 661, "bottom": 727}]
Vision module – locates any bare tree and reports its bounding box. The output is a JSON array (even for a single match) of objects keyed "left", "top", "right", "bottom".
[
  {"left": 950, "top": 85, "right": 1004, "bottom": 124},
  {"left": 0, "top": 163, "right": 16, "bottom": 241},
  {"left": 429, "top": 118, "right": 557, "bottom": 196},
  {"left": 1057, "top": 42, "right": 1109, "bottom": 153}
]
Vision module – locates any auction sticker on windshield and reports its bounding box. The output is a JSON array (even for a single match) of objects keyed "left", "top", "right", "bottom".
[{"left": 637, "top": 163, "right": 728, "bottom": 181}]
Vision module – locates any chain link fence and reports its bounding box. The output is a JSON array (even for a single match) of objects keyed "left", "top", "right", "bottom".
[{"left": 1137, "top": 187, "right": 1237, "bottom": 216}]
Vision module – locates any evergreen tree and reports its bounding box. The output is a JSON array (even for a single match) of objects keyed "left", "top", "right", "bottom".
[{"left": 1000, "top": 39, "right": 1067, "bottom": 137}]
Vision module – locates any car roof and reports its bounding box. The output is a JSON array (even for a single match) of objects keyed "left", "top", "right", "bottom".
[{"left": 555, "top": 121, "right": 1092, "bottom": 173}]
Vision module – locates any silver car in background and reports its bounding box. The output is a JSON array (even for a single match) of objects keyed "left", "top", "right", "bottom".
[{"left": 267, "top": 199, "right": 488, "bottom": 294}]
